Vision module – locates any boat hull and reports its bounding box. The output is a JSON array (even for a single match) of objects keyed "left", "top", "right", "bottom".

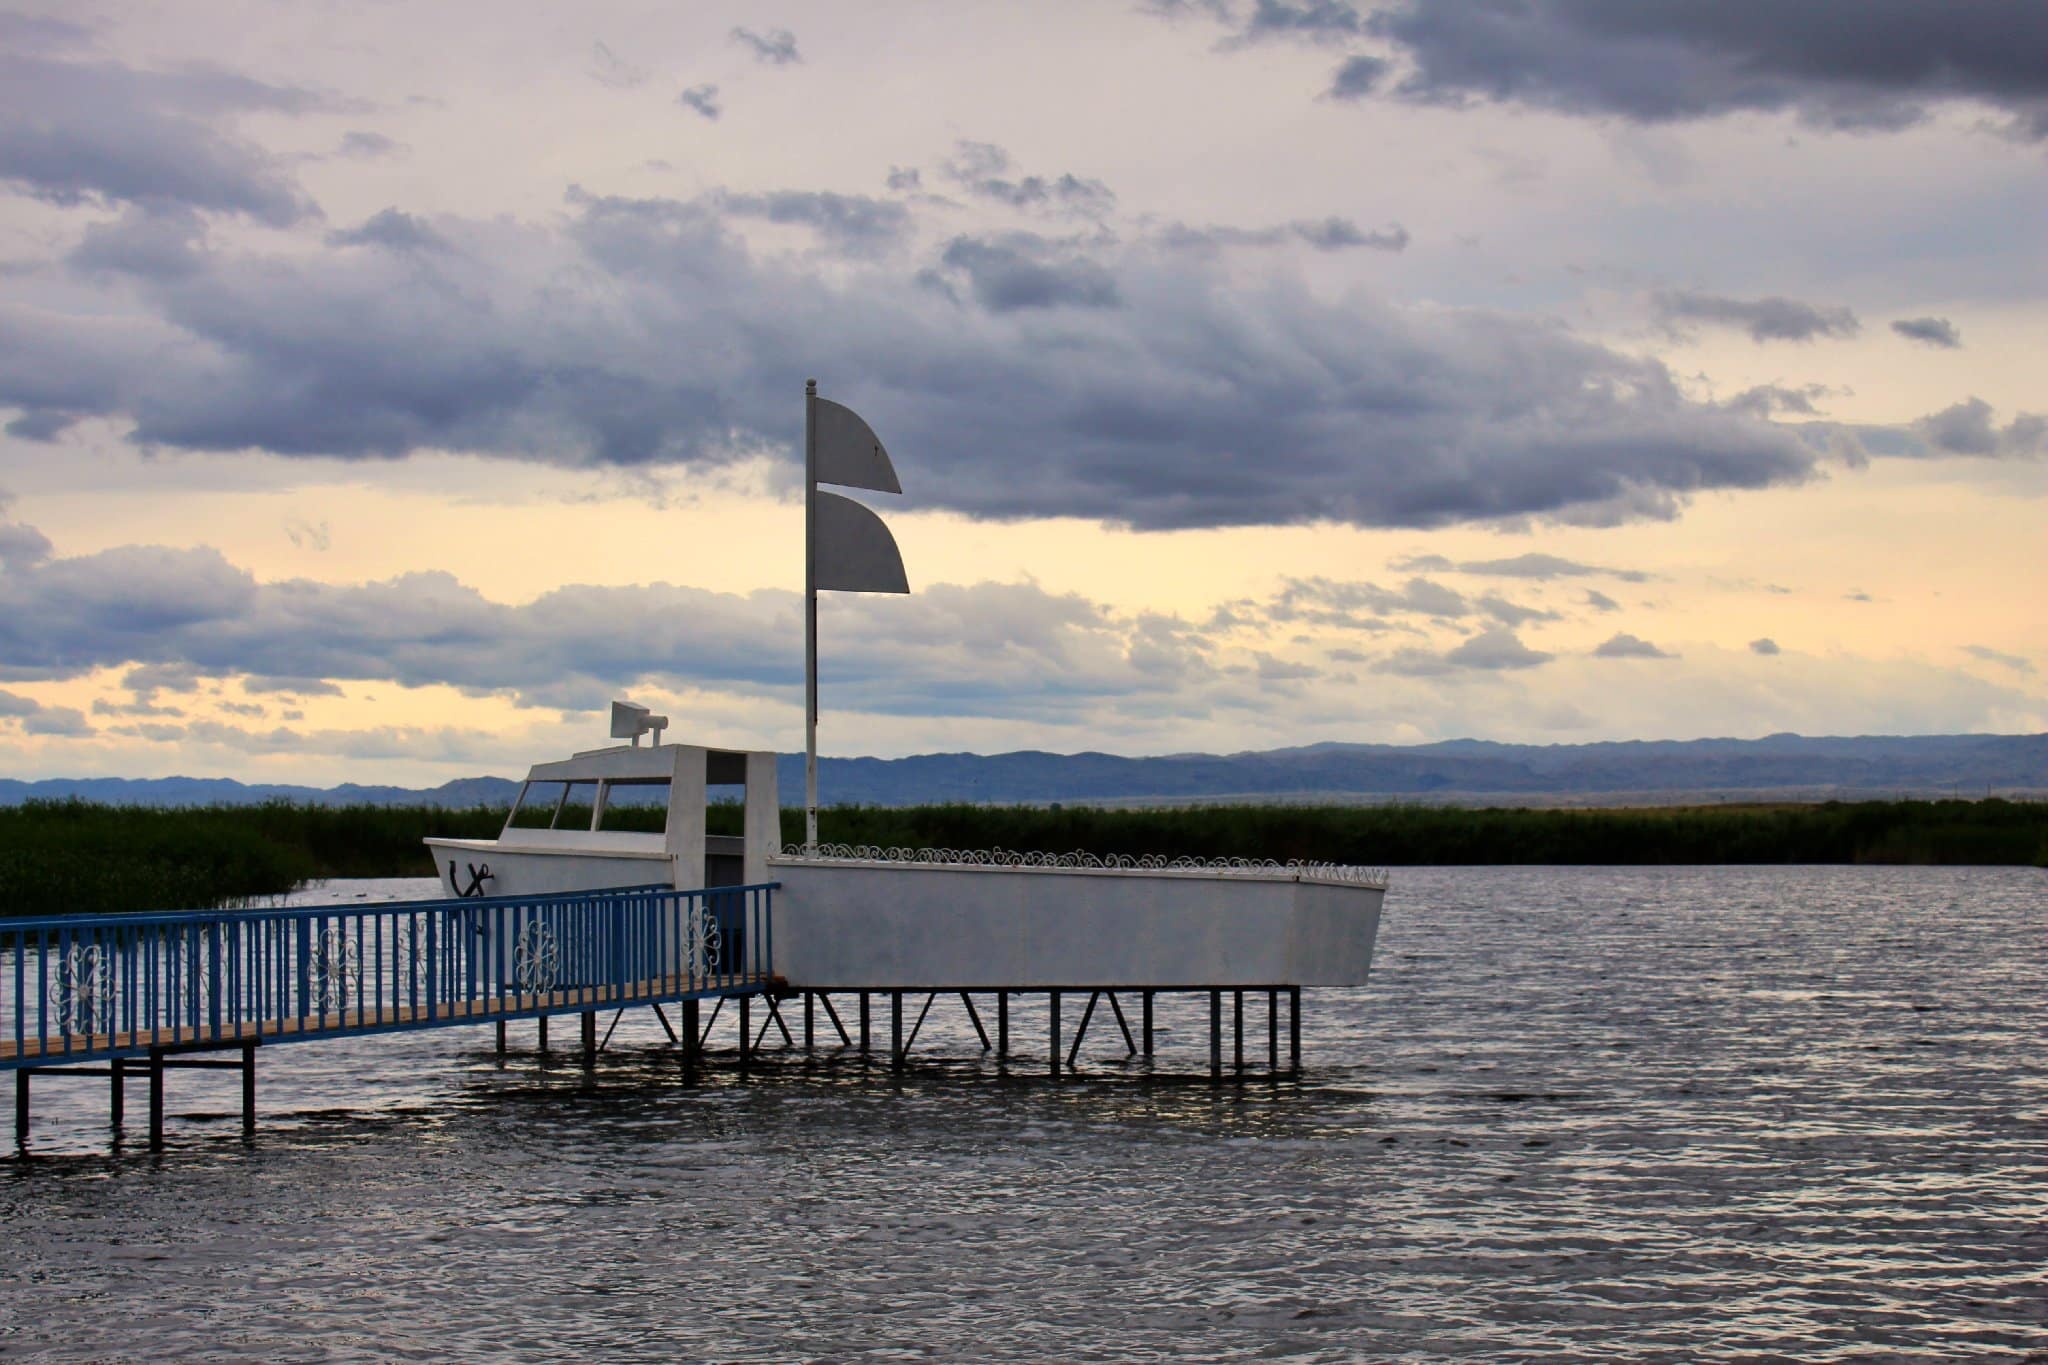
[
  {"left": 425, "top": 838, "right": 675, "bottom": 898},
  {"left": 768, "top": 857, "right": 1385, "bottom": 989}
]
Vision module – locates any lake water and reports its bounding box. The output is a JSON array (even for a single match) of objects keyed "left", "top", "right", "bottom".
[{"left": 4, "top": 865, "right": 2044, "bottom": 1360}]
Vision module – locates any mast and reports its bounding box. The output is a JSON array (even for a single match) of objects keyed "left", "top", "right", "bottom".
[{"left": 804, "top": 378, "right": 819, "bottom": 851}]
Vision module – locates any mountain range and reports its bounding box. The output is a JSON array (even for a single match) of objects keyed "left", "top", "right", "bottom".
[{"left": 4, "top": 732, "right": 2043, "bottom": 809}]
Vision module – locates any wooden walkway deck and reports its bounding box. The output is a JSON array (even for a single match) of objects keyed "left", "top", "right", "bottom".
[{"left": 2, "top": 972, "right": 769, "bottom": 1065}]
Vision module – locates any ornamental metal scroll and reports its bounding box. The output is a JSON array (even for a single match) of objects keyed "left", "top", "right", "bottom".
[
  {"left": 49, "top": 941, "right": 112, "bottom": 1037},
  {"left": 778, "top": 843, "right": 1389, "bottom": 888},
  {"left": 513, "top": 921, "right": 560, "bottom": 996},
  {"left": 311, "top": 926, "right": 360, "bottom": 1013}
]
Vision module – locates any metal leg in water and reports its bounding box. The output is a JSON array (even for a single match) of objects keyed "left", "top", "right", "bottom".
[
  {"left": 890, "top": 991, "right": 905, "bottom": 1072},
  {"left": 1233, "top": 989, "right": 1245, "bottom": 1078},
  {"left": 997, "top": 991, "right": 1010, "bottom": 1059},
  {"left": 111, "top": 1060, "right": 125, "bottom": 1130},
  {"left": 816, "top": 992, "right": 851, "bottom": 1047},
  {"left": 681, "top": 999, "right": 701, "bottom": 1076},
  {"left": 1142, "top": 991, "right": 1154, "bottom": 1056},
  {"left": 859, "top": 991, "right": 871, "bottom": 1060},
  {"left": 1289, "top": 986, "right": 1301, "bottom": 1075},
  {"left": 581, "top": 1012, "right": 597, "bottom": 1069},
  {"left": 1049, "top": 991, "right": 1062, "bottom": 1079},
  {"left": 14, "top": 1071, "right": 26, "bottom": 1149},
  {"left": 148, "top": 1050, "right": 165, "bottom": 1151},
  {"left": 804, "top": 992, "right": 815, "bottom": 1052},
  {"left": 1209, "top": 990, "right": 1222, "bottom": 1083},
  {"left": 537, "top": 1015, "right": 549, "bottom": 1054},
  {"left": 960, "top": 994, "right": 991, "bottom": 1051},
  {"left": 1268, "top": 990, "right": 1279, "bottom": 1076},
  {"left": 738, "top": 996, "right": 752, "bottom": 1069},
  {"left": 242, "top": 1044, "right": 256, "bottom": 1135},
  {"left": 496, "top": 1021, "right": 507, "bottom": 1058}
]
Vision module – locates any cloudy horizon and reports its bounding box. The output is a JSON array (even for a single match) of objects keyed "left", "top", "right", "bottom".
[{"left": 0, "top": 1, "right": 2042, "bottom": 785}]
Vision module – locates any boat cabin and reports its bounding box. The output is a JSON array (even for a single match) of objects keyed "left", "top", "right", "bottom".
[{"left": 425, "top": 739, "right": 779, "bottom": 899}]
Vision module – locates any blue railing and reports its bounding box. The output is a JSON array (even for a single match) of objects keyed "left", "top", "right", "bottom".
[{"left": 1, "top": 882, "right": 775, "bottom": 1068}]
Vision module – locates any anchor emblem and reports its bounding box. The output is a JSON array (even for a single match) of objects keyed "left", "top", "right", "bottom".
[{"left": 449, "top": 860, "right": 495, "bottom": 897}]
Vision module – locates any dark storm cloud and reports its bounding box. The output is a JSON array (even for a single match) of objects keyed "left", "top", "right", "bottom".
[
  {"left": 1158, "top": 216, "right": 1407, "bottom": 253},
  {"left": 1235, "top": 0, "right": 1364, "bottom": 46},
  {"left": 730, "top": 27, "right": 800, "bottom": 66},
  {"left": 1891, "top": 316, "right": 1962, "bottom": 349},
  {"left": 940, "top": 142, "right": 1116, "bottom": 218},
  {"left": 1654, "top": 290, "right": 1860, "bottom": 343},
  {"left": 1913, "top": 398, "right": 2048, "bottom": 459},
  {"left": 939, "top": 235, "right": 1121, "bottom": 311},
  {"left": 1725, "top": 384, "right": 1832, "bottom": 418},
  {"left": 0, "top": 184, "right": 1867, "bottom": 532},
  {"left": 326, "top": 208, "right": 448, "bottom": 253},
  {"left": 0, "top": 51, "right": 338, "bottom": 224},
  {"left": 1593, "top": 632, "right": 1674, "bottom": 659},
  {"left": 1362, "top": 0, "right": 2048, "bottom": 137},
  {"left": 1326, "top": 54, "right": 1387, "bottom": 100},
  {"left": 677, "top": 84, "right": 721, "bottom": 120},
  {"left": 1749, "top": 637, "right": 1781, "bottom": 655},
  {"left": 721, "top": 190, "right": 913, "bottom": 257}
]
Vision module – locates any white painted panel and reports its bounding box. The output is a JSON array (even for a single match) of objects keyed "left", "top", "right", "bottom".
[{"left": 768, "top": 860, "right": 1384, "bottom": 988}]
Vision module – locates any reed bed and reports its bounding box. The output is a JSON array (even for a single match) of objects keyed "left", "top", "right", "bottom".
[{"left": 1, "top": 797, "right": 2040, "bottom": 917}]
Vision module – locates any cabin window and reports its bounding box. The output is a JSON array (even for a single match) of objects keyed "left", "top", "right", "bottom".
[
  {"left": 707, "top": 783, "right": 746, "bottom": 836},
  {"left": 505, "top": 781, "right": 566, "bottom": 829},
  {"left": 595, "top": 778, "right": 670, "bottom": 833},
  {"left": 505, "top": 780, "right": 602, "bottom": 829}
]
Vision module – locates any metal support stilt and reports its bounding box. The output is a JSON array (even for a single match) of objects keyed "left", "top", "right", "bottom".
[
  {"left": 538, "top": 1015, "right": 549, "bottom": 1054},
  {"left": 1268, "top": 990, "right": 1279, "bottom": 1076},
  {"left": 1289, "top": 986, "right": 1301, "bottom": 1074},
  {"left": 762, "top": 996, "right": 795, "bottom": 1049},
  {"left": 1049, "top": 991, "right": 1062, "bottom": 1079},
  {"left": 581, "top": 1011, "right": 597, "bottom": 1069},
  {"left": 111, "top": 1060, "right": 125, "bottom": 1130},
  {"left": 804, "top": 992, "right": 815, "bottom": 1052},
  {"left": 1209, "top": 990, "right": 1222, "bottom": 1083},
  {"left": 242, "top": 1044, "right": 256, "bottom": 1135},
  {"left": 1234, "top": 989, "right": 1244, "bottom": 1077},
  {"left": 1066, "top": 991, "right": 1099, "bottom": 1070},
  {"left": 890, "top": 991, "right": 905, "bottom": 1072},
  {"left": 1142, "top": 991, "right": 1154, "bottom": 1056},
  {"left": 859, "top": 991, "right": 871, "bottom": 1058},
  {"left": 738, "top": 997, "right": 752, "bottom": 1068},
  {"left": 682, "top": 999, "right": 701, "bottom": 1075},
  {"left": 816, "top": 992, "right": 852, "bottom": 1047},
  {"left": 14, "top": 1071, "right": 27, "bottom": 1149},
  {"left": 651, "top": 1002, "right": 681, "bottom": 1046},
  {"left": 1106, "top": 992, "right": 1137, "bottom": 1057},
  {"left": 148, "top": 1050, "right": 165, "bottom": 1151},
  {"left": 960, "top": 993, "right": 991, "bottom": 1050},
  {"left": 496, "top": 1021, "right": 507, "bottom": 1057},
  {"left": 997, "top": 991, "right": 1010, "bottom": 1058}
]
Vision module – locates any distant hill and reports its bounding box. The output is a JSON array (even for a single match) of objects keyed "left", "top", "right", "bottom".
[{"left": 3, "top": 732, "right": 2042, "bottom": 809}]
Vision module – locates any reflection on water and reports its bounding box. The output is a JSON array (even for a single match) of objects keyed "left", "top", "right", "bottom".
[{"left": 5, "top": 867, "right": 2044, "bottom": 1360}]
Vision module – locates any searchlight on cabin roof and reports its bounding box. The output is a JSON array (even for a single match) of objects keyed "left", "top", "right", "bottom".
[{"left": 609, "top": 698, "right": 669, "bottom": 747}]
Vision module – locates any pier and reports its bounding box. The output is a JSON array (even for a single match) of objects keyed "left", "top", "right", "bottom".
[
  {"left": 5, "top": 852, "right": 1381, "bottom": 1153},
  {"left": 4, "top": 882, "right": 773, "bottom": 1150}
]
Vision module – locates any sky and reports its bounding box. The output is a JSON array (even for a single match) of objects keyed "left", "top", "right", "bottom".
[{"left": 0, "top": 0, "right": 2043, "bottom": 787}]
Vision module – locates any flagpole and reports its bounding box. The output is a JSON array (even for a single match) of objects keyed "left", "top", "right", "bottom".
[{"left": 804, "top": 378, "right": 820, "bottom": 852}]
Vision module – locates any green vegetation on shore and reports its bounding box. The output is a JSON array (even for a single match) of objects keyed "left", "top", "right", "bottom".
[{"left": 1, "top": 797, "right": 2042, "bottom": 918}]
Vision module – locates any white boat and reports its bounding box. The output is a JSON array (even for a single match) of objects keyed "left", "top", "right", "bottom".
[{"left": 424, "top": 721, "right": 781, "bottom": 900}]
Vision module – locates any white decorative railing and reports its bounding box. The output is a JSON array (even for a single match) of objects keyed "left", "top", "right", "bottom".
[{"left": 775, "top": 843, "right": 1389, "bottom": 888}]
